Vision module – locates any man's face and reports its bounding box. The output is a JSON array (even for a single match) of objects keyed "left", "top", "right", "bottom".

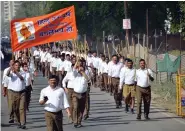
[
  {"left": 49, "top": 78, "right": 57, "bottom": 87},
  {"left": 46, "top": 48, "right": 49, "bottom": 52},
  {"left": 105, "top": 58, "right": 109, "bottom": 63},
  {"left": 140, "top": 61, "right": 145, "bottom": 69},
  {"left": 66, "top": 56, "right": 70, "bottom": 60},
  {"left": 61, "top": 56, "right": 65, "bottom": 61},
  {"left": 101, "top": 56, "right": 105, "bottom": 61},
  {"left": 71, "top": 58, "right": 76, "bottom": 64},
  {"left": 93, "top": 53, "right": 97, "bottom": 57},
  {"left": 112, "top": 56, "right": 118, "bottom": 64},
  {"left": 127, "top": 61, "right": 133, "bottom": 69},
  {"left": 18, "top": 59, "right": 22, "bottom": 64},
  {"left": 9, "top": 60, "right": 14, "bottom": 67},
  {"left": 13, "top": 63, "right": 20, "bottom": 71},
  {"left": 23, "top": 64, "right": 28, "bottom": 71}
]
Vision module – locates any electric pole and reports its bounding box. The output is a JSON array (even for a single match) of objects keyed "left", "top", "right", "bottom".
[{"left": 124, "top": 1, "right": 129, "bottom": 51}]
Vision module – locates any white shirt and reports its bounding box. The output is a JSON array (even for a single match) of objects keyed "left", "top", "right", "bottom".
[
  {"left": 100, "top": 61, "right": 109, "bottom": 74},
  {"left": 39, "top": 86, "right": 70, "bottom": 112},
  {"left": 33, "top": 50, "right": 40, "bottom": 59},
  {"left": 136, "top": 68, "right": 153, "bottom": 87},
  {"left": 7, "top": 71, "right": 26, "bottom": 92},
  {"left": 57, "top": 59, "right": 65, "bottom": 71},
  {"left": 50, "top": 57, "right": 58, "bottom": 68},
  {"left": 73, "top": 71, "right": 88, "bottom": 93},
  {"left": 2, "top": 67, "right": 10, "bottom": 86},
  {"left": 109, "top": 62, "right": 123, "bottom": 78},
  {"left": 23, "top": 71, "right": 32, "bottom": 86},
  {"left": 46, "top": 53, "right": 52, "bottom": 63},
  {"left": 85, "top": 68, "right": 93, "bottom": 83},
  {"left": 119, "top": 67, "right": 136, "bottom": 89},
  {"left": 87, "top": 56, "right": 93, "bottom": 67},
  {"left": 62, "top": 71, "right": 75, "bottom": 89},
  {"left": 40, "top": 51, "right": 48, "bottom": 62},
  {"left": 91, "top": 56, "right": 99, "bottom": 69},
  {"left": 107, "top": 61, "right": 114, "bottom": 76},
  {"left": 64, "top": 60, "right": 72, "bottom": 72}
]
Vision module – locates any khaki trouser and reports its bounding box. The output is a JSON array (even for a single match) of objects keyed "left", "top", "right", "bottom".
[
  {"left": 136, "top": 86, "right": 151, "bottom": 116},
  {"left": 8, "top": 89, "right": 26, "bottom": 125},
  {"left": 92, "top": 68, "right": 97, "bottom": 87},
  {"left": 42, "top": 62, "right": 46, "bottom": 77},
  {"left": 45, "top": 111, "right": 63, "bottom": 131},
  {"left": 111, "top": 77, "right": 121, "bottom": 106},
  {"left": 102, "top": 73, "right": 108, "bottom": 91},
  {"left": 34, "top": 58, "right": 40, "bottom": 71},
  {"left": 67, "top": 88, "right": 74, "bottom": 121},
  {"left": 72, "top": 92, "right": 86, "bottom": 125},
  {"left": 84, "top": 83, "right": 91, "bottom": 117}
]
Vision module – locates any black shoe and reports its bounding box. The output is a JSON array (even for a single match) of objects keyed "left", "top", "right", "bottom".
[
  {"left": 21, "top": 125, "right": 26, "bottom": 129},
  {"left": 74, "top": 124, "right": 78, "bottom": 128},
  {"left": 116, "top": 105, "right": 119, "bottom": 108},
  {"left": 131, "top": 108, "right": 134, "bottom": 114},
  {"left": 9, "top": 119, "right": 14, "bottom": 123},
  {"left": 17, "top": 124, "right": 22, "bottom": 129},
  {"left": 125, "top": 105, "right": 129, "bottom": 113},
  {"left": 119, "top": 102, "right": 122, "bottom": 108},
  {"left": 84, "top": 115, "right": 89, "bottom": 120},
  {"left": 77, "top": 124, "right": 83, "bottom": 128},
  {"left": 136, "top": 115, "right": 141, "bottom": 120},
  {"left": 144, "top": 114, "right": 150, "bottom": 120}
]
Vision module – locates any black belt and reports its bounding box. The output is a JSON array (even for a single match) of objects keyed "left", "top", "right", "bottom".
[
  {"left": 112, "top": 77, "right": 120, "bottom": 79},
  {"left": 125, "top": 84, "right": 135, "bottom": 86},
  {"left": 45, "top": 110, "right": 62, "bottom": 114},
  {"left": 9, "top": 89, "right": 25, "bottom": 93}
]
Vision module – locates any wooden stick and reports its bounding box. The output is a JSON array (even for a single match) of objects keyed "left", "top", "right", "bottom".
[{"left": 107, "top": 44, "right": 111, "bottom": 60}]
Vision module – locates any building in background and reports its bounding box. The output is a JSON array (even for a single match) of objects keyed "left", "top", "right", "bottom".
[{"left": 1, "top": 1, "right": 21, "bottom": 23}]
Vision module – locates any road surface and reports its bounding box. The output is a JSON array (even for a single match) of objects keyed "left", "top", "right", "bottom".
[{"left": 1, "top": 73, "right": 185, "bottom": 131}]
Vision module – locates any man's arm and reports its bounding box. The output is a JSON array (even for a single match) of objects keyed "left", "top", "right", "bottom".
[
  {"left": 15, "top": 71, "right": 24, "bottom": 81},
  {"left": 39, "top": 90, "right": 48, "bottom": 105}
]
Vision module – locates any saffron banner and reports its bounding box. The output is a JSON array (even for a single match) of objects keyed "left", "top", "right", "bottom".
[{"left": 11, "top": 5, "right": 77, "bottom": 52}]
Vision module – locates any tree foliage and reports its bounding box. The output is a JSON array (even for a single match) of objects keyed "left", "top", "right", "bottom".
[{"left": 13, "top": 1, "right": 185, "bottom": 38}]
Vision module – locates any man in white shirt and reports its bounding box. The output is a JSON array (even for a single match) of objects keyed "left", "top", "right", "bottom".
[
  {"left": 119, "top": 59, "right": 136, "bottom": 114},
  {"left": 83, "top": 59, "right": 93, "bottom": 120},
  {"left": 100, "top": 56, "right": 109, "bottom": 92},
  {"left": 135, "top": 59, "right": 154, "bottom": 120},
  {"left": 109, "top": 55, "right": 123, "bottom": 108},
  {"left": 62, "top": 61, "right": 76, "bottom": 123},
  {"left": 72, "top": 63, "right": 88, "bottom": 128},
  {"left": 40, "top": 48, "right": 48, "bottom": 77},
  {"left": 50, "top": 52, "right": 58, "bottom": 75},
  {"left": 107, "top": 59, "right": 114, "bottom": 94},
  {"left": 91, "top": 51, "right": 99, "bottom": 87},
  {"left": 33, "top": 47, "right": 40, "bottom": 71},
  {"left": 39, "top": 75, "right": 71, "bottom": 131},
  {"left": 63, "top": 54, "right": 72, "bottom": 75},
  {"left": 57, "top": 55, "right": 66, "bottom": 86},
  {"left": 2, "top": 60, "right": 14, "bottom": 123},
  {"left": 7, "top": 60, "right": 27, "bottom": 129},
  {"left": 22, "top": 63, "right": 33, "bottom": 111}
]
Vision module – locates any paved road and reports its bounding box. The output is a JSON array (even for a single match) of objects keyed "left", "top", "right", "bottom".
[{"left": 1, "top": 73, "right": 185, "bottom": 131}]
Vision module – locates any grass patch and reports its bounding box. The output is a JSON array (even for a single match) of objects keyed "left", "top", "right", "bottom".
[{"left": 151, "top": 82, "right": 176, "bottom": 113}]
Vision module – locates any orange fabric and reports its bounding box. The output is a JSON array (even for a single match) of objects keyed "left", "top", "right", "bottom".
[{"left": 11, "top": 5, "right": 77, "bottom": 52}]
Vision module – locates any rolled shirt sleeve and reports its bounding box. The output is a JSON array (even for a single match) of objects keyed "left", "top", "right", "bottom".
[
  {"left": 63, "top": 91, "right": 70, "bottom": 109},
  {"left": 119, "top": 68, "right": 125, "bottom": 90},
  {"left": 39, "top": 89, "right": 45, "bottom": 102}
]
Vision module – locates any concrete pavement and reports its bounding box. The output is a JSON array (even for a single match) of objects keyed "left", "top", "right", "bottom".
[{"left": 1, "top": 73, "right": 185, "bottom": 131}]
